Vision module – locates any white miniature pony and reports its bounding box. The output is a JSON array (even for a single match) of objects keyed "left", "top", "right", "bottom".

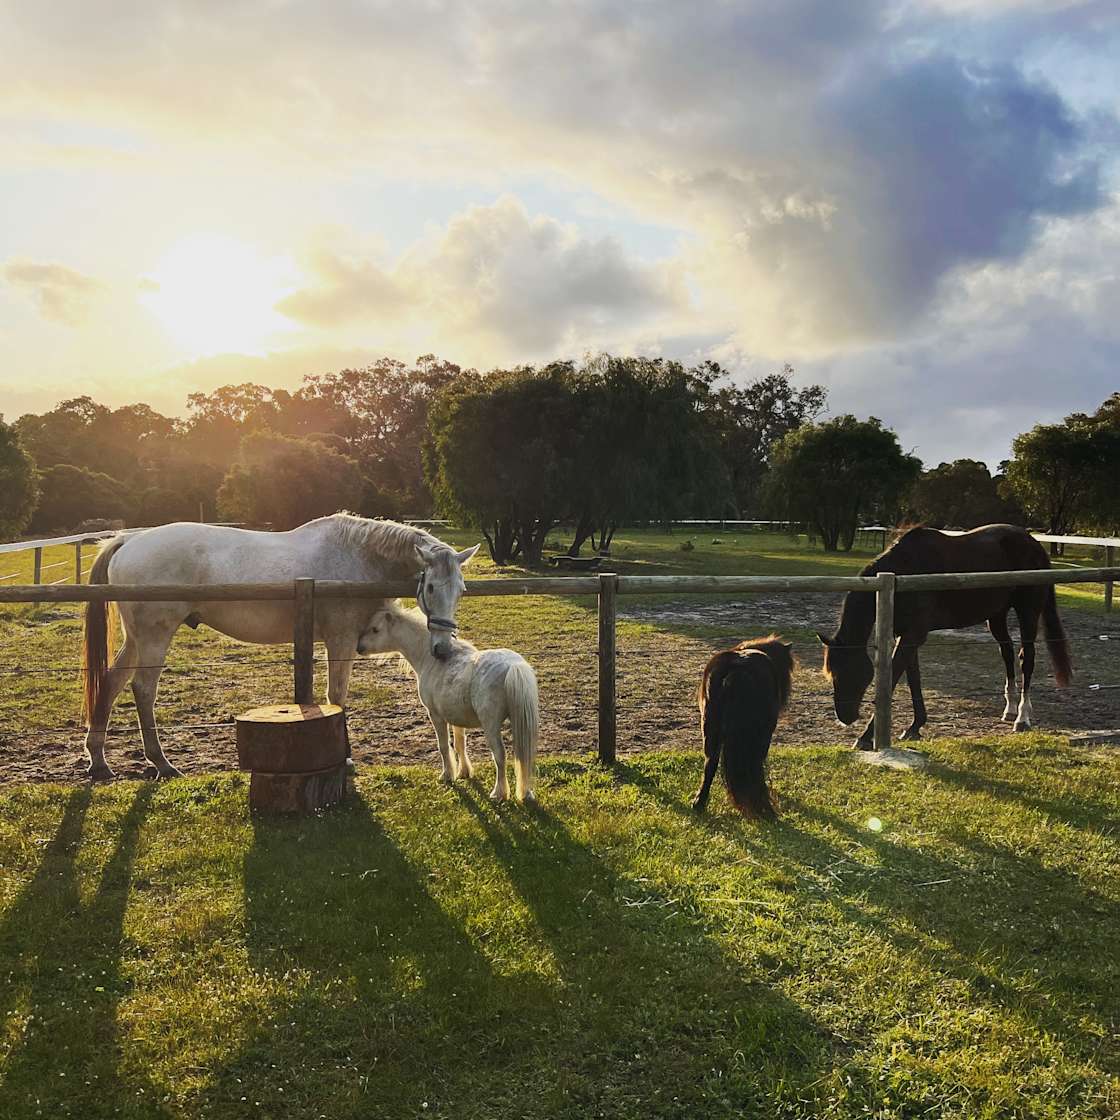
[
  {"left": 358, "top": 601, "right": 539, "bottom": 803},
  {"left": 82, "top": 514, "right": 480, "bottom": 781}
]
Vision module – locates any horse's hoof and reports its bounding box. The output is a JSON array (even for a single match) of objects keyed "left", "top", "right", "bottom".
[
  {"left": 86, "top": 765, "right": 114, "bottom": 782},
  {"left": 899, "top": 728, "right": 922, "bottom": 742},
  {"left": 489, "top": 790, "right": 507, "bottom": 804},
  {"left": 144, "top": 765, "right": 183, "bottom": 780},
  {"left": 1013, "top": 721, "right": 1032, "bottom": 733},
  {"left": 1001, "top": 711, "right": 1016, "bottom": 723},
  {"left": 438, "top": 772, "right": 454, "bottom": 785},
  {"left": 521, "top": 789, "right": 537, "bottom": 805},
  {"left": 853, "top": 739, "right": 876, "bottom": 752},
  {"left": 691, "top": 797, "right": 706, "bottom": 813}
]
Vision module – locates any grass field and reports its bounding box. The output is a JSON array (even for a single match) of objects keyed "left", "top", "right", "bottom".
[
  {"left": 1, "top": 528, "right": 1119, "bottom": 1115},
  {"left": 0, "top": 742, "right": 1117, "bottom": 1119}
]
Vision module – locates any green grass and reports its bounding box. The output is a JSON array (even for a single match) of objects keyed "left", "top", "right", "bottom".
[{"left": 1, "top": 740, "right": 1117, "bottom": 1118}]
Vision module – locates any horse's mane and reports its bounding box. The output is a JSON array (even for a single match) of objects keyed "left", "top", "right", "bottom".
[
  {"left": 702, "top": 634, "right": 795, "bottom": 711},
  {"left": 323, "top": 513, "right": 444, "bottom": 562}
]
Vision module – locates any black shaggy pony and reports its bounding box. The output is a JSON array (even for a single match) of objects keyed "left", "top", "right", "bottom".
[{"left": 692, "top": 636, "right": 795, "bottom": 820}]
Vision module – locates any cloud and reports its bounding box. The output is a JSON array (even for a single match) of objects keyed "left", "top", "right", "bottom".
[
  {"left": 280, "top": 197, "right": 688, "bottom": 357},
  {"left": 2, "top": 1, "right": 1110, "bottom": 352},
  {"left": 2, "top": 260, "right": 104, "bottom": 325}
]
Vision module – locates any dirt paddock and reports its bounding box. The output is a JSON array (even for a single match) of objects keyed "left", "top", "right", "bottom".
[{"left": 1, "top": 591, "right": 1117, "bottom": 785}]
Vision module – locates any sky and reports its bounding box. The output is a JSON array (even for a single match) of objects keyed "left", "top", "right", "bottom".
[{"left": 1, "top": 0, "right": 1117, "bottom": 470}]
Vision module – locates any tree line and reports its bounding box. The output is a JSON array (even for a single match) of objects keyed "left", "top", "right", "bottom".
[{"left": 1, "top": 354, "right": 1117, "bottom": 561}]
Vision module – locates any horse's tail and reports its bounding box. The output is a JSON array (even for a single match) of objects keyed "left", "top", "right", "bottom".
[
  {"left": 1042, "top": 584, "right": 1073, "bottom": 688},
  {"left": 82, "top": 536, "right": 127, "bottom": 727},
  {"left": 505, "top": 659, "right": 539, "bottom": 802},
  {"left": 703, "top": 657, "right": 779, "bottom": 820}
]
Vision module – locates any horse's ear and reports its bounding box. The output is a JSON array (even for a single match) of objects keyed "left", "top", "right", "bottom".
[
  {"left": 456, "top": 544, "right": 481, "bottom": 567},
  {"left": 815, "top": 630, "right": 831, "bottom": 646},
  {"left": 415, "top": 543, "right": 438, "bottom": 567}
]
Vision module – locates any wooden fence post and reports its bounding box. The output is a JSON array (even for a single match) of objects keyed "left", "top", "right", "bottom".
[
  {"left": 74, "top": 542, "right": 82, "bottom": 584},
  {"left": 293, "top": 578, "right": 315, "bottom": 705},
  {"left": 1105, "top": 546, "right": 1115, "bottom": 613},
  {"left": 597, "top": 572, "right": 618, "bottom": 764},
  {"left": 33, "top": 548, "right": 42, "bottom": 584},
  {"left": 874, "top": 571, "right": 896, "bottom": 751}
]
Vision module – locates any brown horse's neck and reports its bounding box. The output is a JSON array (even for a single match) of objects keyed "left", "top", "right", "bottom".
[{"left": 836, "top": 589, "right": 876, "bottom": 644}]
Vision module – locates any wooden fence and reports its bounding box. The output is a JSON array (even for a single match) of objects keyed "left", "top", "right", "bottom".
[{"left": 2, "top": 565, "right": 1117, "bottom": 760}]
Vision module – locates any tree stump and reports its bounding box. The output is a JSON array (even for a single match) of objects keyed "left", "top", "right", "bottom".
[{"left": 236, "top": 703, "right": 350, "bottom": 813}]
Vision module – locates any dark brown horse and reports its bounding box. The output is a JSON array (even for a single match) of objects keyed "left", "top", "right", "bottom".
[
  {"left": 818, "top": 524, "right": 1072, "bottom": 748},
  {"left": 693, "top": 636, "right": 795, "bottom": 818}
]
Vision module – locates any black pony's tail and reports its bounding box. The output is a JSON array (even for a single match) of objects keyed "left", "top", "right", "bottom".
[
  {"left": 1042, "top": 584, "right": 1073, "bottom": 688},
  {"left": 702, "top": 658, "right": 779, "bottom": 821}
]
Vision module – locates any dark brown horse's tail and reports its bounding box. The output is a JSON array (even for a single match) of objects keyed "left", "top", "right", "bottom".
[
  {"left": 82, "top": 537, "right": 126, "bottom": 726},
  {"left": 701, "top": 654, "right": 779, "bottom": 820},
  {"left": 1042, "top": 584, "right": 1072, "bottom": 688}
]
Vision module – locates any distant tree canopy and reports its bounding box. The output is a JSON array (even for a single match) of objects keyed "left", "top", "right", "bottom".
[
  {"left": 216, "top": 431, "right": 366, "bottom": 530},
  {"left": 0, "top": 418, "right": 38, "bottom": 539},
  {"left": 908, "top": 459, "right": 1022, "bottom": 529},
  {"left": 28, "top": 464, "right": 130, "bottom": 534},
  {"left": 769, "top": 415, "right": 921, "bottom": 551},
  {"left": 426, "top": 356, "right": 731, "bottom": 565},
  {"left": 704, "top": 364, "right": 827, "bottom": 517},
  {"left": 1003, "top": 394, "right": 1120, "bottom": 546}
]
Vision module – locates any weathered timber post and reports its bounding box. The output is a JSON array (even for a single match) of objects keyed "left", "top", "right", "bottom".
[
  {"left": 293, "top": 577, "right": 315, "bottom": 705},
  {"left": 33, "top": 548, "right": 41, "bottom": 584},
  {"left": 75, "top": 542, "right": 82, "bottom": 584},
  {"left": 1105, "top": 546, "right": 1115, "bottom": 613},
  {"left": 874, "top": 571, "right": 896, "bottom": 751},
  {"left": 597, "top": 572, "right": 618, "bottom": 764}
]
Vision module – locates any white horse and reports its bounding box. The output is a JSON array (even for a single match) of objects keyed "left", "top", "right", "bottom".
[
  {"left": 358, "top": 601, "right": 538, "bottom": 803},
  {"left": 82, "top": 514, "right": 480, "bottom": 780}
]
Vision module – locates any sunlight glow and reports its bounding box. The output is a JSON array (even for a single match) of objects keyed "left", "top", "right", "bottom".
[{"left": 139, "top": 234, "right": 297, "bottom": 357}]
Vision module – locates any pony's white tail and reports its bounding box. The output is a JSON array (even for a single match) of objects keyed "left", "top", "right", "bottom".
[{"left": 505, "top": 660, "right": 539, "bottom": 801}]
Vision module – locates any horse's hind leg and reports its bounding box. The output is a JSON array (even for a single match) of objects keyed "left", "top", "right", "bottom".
[
  {"left": 131, "top": 627, "right": 181, "bottom": 778},
  {"left": 988, "top": 614, "right": 1017, "bottom": 721},
  {"left": 1013, "top": 605, "right": 1038, "bottom": 732},
  {"left": 83, "top": 637, "right": 138, "bottom": 781},
  {"left": 692, "top": 716, "right": 721, "bottom": 812},
  {"left": 452, "top": 726, "right": 473, "bottom": 779},
  {"left": 483, "top": 720, "right": 509, "bottom": 802}
]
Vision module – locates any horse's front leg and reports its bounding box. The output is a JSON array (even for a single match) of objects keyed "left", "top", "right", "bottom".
[
  {"left": 452, "top": 726, "right": 473, "bottom": 779},
  {"left": 325, "top": 637, "right": 357, "bottom": 770},
  {"left": 432, "top": 718, "right": 455, "bottom": 784},
  {"left": 855, "top": 638, "right": 909, "bottom": 749},
  {"left": 898, "top": 647, "right": 927, "bottom": 741}
]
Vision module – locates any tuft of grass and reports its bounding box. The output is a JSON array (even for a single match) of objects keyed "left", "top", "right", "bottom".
[{"left": 0, "top": 738, "right": 1117, "bottom": 1118}]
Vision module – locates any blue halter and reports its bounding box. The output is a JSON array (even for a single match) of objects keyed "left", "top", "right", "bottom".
[{"left": 416, "top": 571, "right": 458, "bottom": 635}]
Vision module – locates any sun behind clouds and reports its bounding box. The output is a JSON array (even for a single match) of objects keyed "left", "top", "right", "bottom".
[{"left": 139, "top": 233, "right": 298, "bottom": 358}]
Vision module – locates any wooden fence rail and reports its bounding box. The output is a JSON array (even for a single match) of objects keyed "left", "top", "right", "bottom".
[{"left": 1, "top": 566, "right": 1117, "bottom": 759}]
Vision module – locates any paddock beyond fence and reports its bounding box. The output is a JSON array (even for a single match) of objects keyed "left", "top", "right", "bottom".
[{"left": 2, "top": 566, "right": 1117, "bottom": 759}]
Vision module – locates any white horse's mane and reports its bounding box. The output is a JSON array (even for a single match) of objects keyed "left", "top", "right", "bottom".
[{"left": 321, "top": 513, "right": 444, "bottom": 562}]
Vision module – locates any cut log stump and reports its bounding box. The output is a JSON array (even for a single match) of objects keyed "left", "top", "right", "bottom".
[{"left": 236, "top": 703, "right": 351, "bottom": 813}]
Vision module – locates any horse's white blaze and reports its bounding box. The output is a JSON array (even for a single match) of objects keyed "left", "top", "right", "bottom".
[{"left": 359, "top": 603, "right": 539, "bottom": 802}]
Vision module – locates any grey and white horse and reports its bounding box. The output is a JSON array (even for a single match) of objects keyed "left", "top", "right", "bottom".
[{"left": 81, "top": 514, "right": 479, "bottom": 780}]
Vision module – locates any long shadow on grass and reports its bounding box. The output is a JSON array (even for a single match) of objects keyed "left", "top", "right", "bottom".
[
  {"left": 0, "top": 784, "right": 171, "bottom": 1120},
  {"left": 452, "top": 782, "right": 838, "bottom": 1117},
  {"left": 216, "top": 793, "right": 525, "bottom": 1117},
  {"left": 745, "top": 797, "right": 1119, "bottom": 1073},
  {"left": 923, "top": 753, "right": 1120, "bottom": 834}
]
